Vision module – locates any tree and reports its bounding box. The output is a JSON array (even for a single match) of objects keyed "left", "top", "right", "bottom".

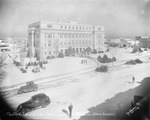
[
  {"left": 103, "top": 54, "right": 109, "bottom": 63},
  {"left": 65, "top": 47, "right": 74, "bottom": 56},
  {"left": 85, "top": 47, "right": 92, "bottom": 54},
  {"left": 112, "top": 57, "right": 117, "bottom": 62}
]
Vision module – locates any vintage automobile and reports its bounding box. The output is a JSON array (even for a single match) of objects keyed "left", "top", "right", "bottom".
[
  {"left": 18, "top": 81, "right": 38, "bottom": 94},
  {"left": 16, "top": 93, "right": 50, "bottom": 115},
  {"left": 95, "top": 65, "right": 109, "bottom": 73}
]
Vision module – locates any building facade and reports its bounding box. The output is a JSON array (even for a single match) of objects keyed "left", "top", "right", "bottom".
[
  {"left": 28, "top": 21, "right": 105, "bottom": 60},
  {"left": 135, "top": 36, "right": 150, "bottom": 48}
]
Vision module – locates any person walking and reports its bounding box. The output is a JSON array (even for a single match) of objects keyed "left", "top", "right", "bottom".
[
  {"left": 132, "top": 76, "right": 135, "bottom": 84},
  {"left": 68, "top": 103, "right": 73, "bottom": 118}
]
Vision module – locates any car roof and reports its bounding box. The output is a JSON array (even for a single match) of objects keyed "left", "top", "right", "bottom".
[
  {"left": 31, "top": 93, "right": 47, "bottom": 99},
  {"left": 27, "top": 81, "right": 34, "bottom": 84}
]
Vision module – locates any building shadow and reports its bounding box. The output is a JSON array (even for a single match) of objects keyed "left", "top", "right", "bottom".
[{"left": 79, "top": 77, "right": 150, "bottom": 120}]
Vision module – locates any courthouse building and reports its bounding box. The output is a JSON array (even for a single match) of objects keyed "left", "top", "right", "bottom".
[{"left": 28, "top": 21, "right": 105, "bottom": 60}]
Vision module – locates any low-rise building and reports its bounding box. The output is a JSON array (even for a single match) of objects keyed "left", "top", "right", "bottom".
[{"left": 135, "top": 36, "right": 150, "bottom": 48}]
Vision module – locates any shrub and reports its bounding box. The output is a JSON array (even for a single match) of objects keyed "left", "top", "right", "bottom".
[
  {"left": 106, "top": 49, "right": 109, "bottom": 52},
  {"left": 132, "top": 49, "right": 137, "bottom": 53},
  {"left": 39, "top": 61, "right": 43, "bottom": 68},
  {"left": 92, "top": 49, "right": 97, "bottom": 54},
  {"left": 25, "top": 66, "right": 28, "bottom": 69},
  {"left": 84, "top": 47, "right": 92, "bottom": 54},
  {"left": 97, "top": 55, "right": 102, "bottom": 62},
  {"left": 112, "top": 57, "right": 117, "bottom": 62},
  {"left": 46, "top": 56, "right": 51, "bottom": 60},
  {"left": 58, "top": 52, "right": 64, "bottom": 58},
  {"left": 103, "top": 54, "right": 109, "bottom": 62},
  {"left": 22, "top": 69, "right": 27, "bottom": 73},
  {"left": 30, "top": 62, "right": 34, "bottom": 66},
  {"left": 34, "top": 61, "right": 37, "bottom": 66},
  {"left": 107, "top": 58, "right": 113, "bottom": 63},
  {"left": 51, "top": 56, "right": 55, "bottom": 59},
  {"left": 16, "top": 62, "right": 21, "bottom": 66}
]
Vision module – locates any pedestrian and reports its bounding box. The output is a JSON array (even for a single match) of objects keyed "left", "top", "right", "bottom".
[
  {"left": 68, "top": 103, "right": 73, "bottom": 118},
  {"left": 132, "top": 76, "right": 135, "bottom": 84}
]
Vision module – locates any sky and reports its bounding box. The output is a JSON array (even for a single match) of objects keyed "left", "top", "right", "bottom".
[{"left": 0, "top": 0, "right": 150, "bottom": 37}]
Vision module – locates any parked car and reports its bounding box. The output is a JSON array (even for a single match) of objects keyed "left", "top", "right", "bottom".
[
  {"left": 95, "top": 65, "right": 108, "bottom": 72},
  {"left": 134, "top": 59, "right": 143, "bottom": 64},
  {"left": 144, "top": 48, "right": 148, "bottom": 51},
  {"left": 16, "top": 93, "right": 50, "bottom": 115},
  {"left": 18, "top": 81, "right": 38, "bottom": 94},
  {"left": 125, "top": 60, "right": 136, "bottom": 65}
]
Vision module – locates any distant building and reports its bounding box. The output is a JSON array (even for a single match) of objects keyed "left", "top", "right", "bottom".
[
  {"left": 135, "top": 36, "right": 150, "bottom": 48},
  {"left": 28, "top": 21, "right": 105, "bottom": 60},
  {"left": 119, "top": 38, "right": 139, "bottom": 48}
]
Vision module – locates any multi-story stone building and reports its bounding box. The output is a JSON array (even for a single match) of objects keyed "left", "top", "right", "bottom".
[
  {"left": 135, "top": 36, "right": 150, "bottom": 48},
  {"left": 28, "top": 21, "right": 105, "bottom": 60}
]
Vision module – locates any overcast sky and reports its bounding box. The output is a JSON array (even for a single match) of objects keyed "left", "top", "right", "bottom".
[{"left": 0, "top": 0, "right": 149, "bottom": 37}]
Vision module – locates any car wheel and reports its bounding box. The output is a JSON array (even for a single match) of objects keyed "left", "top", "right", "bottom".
[
  {"left": 18, "top": 90, "right": 22, "bottom": 94},
  {"left": 33, "top": 87, "right": 38, "bottom": 91},
  {"left": 21, "top": 109, "right": 27, "bottom": 115}
]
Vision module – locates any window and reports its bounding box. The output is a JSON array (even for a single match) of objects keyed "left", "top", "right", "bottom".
[
  {"left": 76, "top": 40, "right": 78, "bottom": 44},
  {"left": 72, "top": 40, "right": 74, "bottom": 44},
  {"left": 47, "top": 24, "right": 52, "bottom": 28},
  {"left": 98, "top": 28, "right": 101, "bottom": 30},
  {"left": 60, "top": 34, "right": 62, "bottom": 38},
  {"left": 83, "top": 40, "right": 84, "bottom": 44},
  {"left": 45, "top": 52, "right": 47, "bottom": 55},
  {"left": 60, "top": 42, "right": 63, "bottom": 45},
  {"left": 49, "top": 51, "right": 51, "bottom": 55},
  {"left": 48, "top": 41, "right": 51, "bottom": 46},
  {"left": 79, "top": 40, "right": 81, "bottom": 44},
  {"left": 61, "top": 26, "right": 63, "bottom": 29},
  {"left": 48, "top": 34, "right": 52, "bottom": 38}
]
